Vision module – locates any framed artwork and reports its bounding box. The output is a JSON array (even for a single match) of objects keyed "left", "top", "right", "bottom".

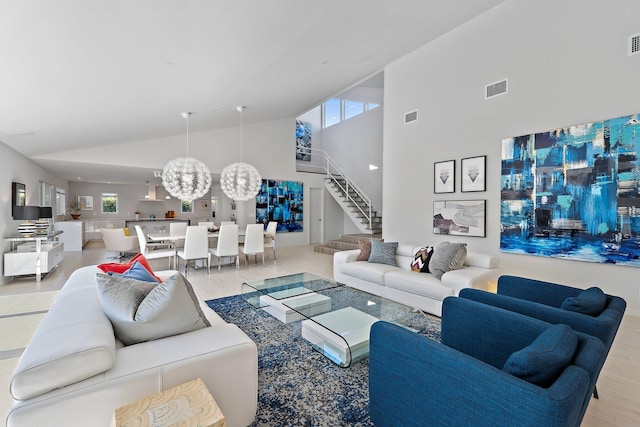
[
  {"left": 500, "top": 112, "right": 640, "bottom": 267},
  {"left": 78, "top": 195, "right": 93, "bottom": 210},
  {"left": 461, "top": 155, "right": 486, "bottom": 192},
  {"left": 295, "top": 120, "right": 312, "bottom": 161},
  {"left": 256, "top": 179, "right": 303, "bottom": 232},
  {"left": 433, "top": 200, "right": 486, "bottom": 237},
  {"left": 434, "top": 160, "right": 455, "bottom": 193}
]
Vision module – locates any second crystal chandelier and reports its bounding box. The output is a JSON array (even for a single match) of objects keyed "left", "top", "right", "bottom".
[{"left": 220, "top": 106, "right": 261, "bottom": 201}]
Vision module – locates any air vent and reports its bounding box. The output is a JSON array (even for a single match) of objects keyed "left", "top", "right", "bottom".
[
  {"left": 629, "top": 33, "right": 640, "bottom": 56},
  {"left": 153, "top": 170, "right": 163, "bottom": 178},
  {"left": 485, "top": 79, "right": 508, "bottom": 99},
  {"left": 404, "top": 110, "right": 418, "bottom": 124}
]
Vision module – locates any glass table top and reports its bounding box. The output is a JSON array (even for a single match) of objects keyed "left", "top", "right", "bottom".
[
  {"left": 241, "top": 272, "right": 341, "bottom": 309},
  {"left": 242, "top": 272, "right": 430, "bottom": 367}
]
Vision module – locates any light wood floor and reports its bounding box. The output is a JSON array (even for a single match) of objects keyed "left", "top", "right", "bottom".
[{"left": 0, "top": 242, "right": 638, "bottom": 426}]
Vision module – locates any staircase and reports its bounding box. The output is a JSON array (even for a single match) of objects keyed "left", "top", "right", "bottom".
[
  {"left": 325, "top": 177, "right": 382, "bottom": 234},
  {"left": 314, "top": 233, "right": 382, "bottom": 255}
]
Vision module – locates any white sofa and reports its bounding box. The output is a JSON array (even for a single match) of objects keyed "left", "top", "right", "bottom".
[
  {"left": 333, "top": 244, "right": 500, "bottom": 317},
  {"left": 7, "top": 266, "right": 257, "bottom": 427}
]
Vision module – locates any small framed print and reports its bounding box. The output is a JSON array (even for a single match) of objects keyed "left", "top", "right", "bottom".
[
  {"left": 434, "top": 160, "right": 455, "bottom": 193},
  {"left": 78, "top": 196, "right": 93, "bottom": 210},
  {"left": 461, "top": 155, "right": 486, "bottom": 192}
]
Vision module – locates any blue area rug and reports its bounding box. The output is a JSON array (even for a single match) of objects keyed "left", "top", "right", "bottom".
[{"left": 206, "top": 295, "right": 441, "bottom": 426}]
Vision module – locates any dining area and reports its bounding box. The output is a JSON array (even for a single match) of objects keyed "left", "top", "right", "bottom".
[{"left": 134, "top": 221, "right": 278, "bottom": 276}]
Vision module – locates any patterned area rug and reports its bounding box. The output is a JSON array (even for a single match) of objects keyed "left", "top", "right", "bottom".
[{"left": 206, "top": 295, "right": 441, "bottom": 426}]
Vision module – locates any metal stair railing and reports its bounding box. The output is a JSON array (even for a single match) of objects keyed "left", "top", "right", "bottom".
[{"left": 305, "top": 148, "right": 374, "bottom": 230}]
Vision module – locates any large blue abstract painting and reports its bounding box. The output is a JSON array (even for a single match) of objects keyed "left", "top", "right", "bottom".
[
  {"left": 501, "top": 113, "right": 640, "bottom": 266},
  {"left": 256, "top": 180, "right": 303, "bottom": 233}
]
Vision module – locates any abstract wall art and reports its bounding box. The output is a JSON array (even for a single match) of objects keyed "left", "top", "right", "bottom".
[
  {"left": 434, "top": 160, "right": 455, "bottom": 193},
  {"left": 433, "top": 200, "right": 486, "bottom": 237},
  {"left": 296, "top": 120, "right": 312, "bottom": 161},
  {"left": 461, "top": 155, "right": 486, "bottom": 192},
  {"left": 256, "top": 179, "right": 303, "bottom": 232},
  {"left": 501, "top": 112, "right": 640, "bottom": 266}
]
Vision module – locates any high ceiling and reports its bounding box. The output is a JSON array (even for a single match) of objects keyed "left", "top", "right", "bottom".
[{"left": 0, "top": 0, "right": 505, "bottom": 183}]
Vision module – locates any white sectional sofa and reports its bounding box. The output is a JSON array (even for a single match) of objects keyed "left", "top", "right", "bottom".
[
  {"left": 334, "top": 244, "right": 500, "bottom": 317},
  {"left": 7, "top": 265, "right": 257, "bottom": 427}
]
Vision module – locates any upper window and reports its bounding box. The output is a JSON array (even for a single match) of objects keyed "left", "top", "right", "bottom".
[
  {"left": 323, "top": 98, "right": 341, "bottom": 128},
  {"left": 101, "top": 193, "right": 118, "bottom": 214},
  {"left": 344, "top": 100, "right": 364, "bottom": 120},
  {"left": 322, "top": 97, "right": 380, "bottom": 129}
]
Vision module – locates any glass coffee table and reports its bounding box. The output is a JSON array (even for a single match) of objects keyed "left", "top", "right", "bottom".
[{"left": 241, "top": 272, "right": 429, "bottom": 367}]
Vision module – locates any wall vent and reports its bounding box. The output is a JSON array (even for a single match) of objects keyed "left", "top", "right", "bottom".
[
  {"left": 485, "top": 79, "right": 508, "bottom": 99},
  {"left": 404, "top": 110, "right": 418, "bottom": 124},
  {"left": 629, "top": 33, "right": 640, "bottom": 56}
]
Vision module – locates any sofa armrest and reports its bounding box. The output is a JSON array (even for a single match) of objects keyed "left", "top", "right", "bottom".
[
  {"left": 369, "top": 321, "right": 591, "bottom": 427},
  {"left": 440, "top": 266, "right": 500, "bottom": 295},
  {"left": 333, "top": 249, "right": 360, "bottom": 264},
  {"left": 8, "top": 324, "right": 258, "bottom": 427}
]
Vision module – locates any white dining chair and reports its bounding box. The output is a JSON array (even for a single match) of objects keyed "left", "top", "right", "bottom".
[
  {"left": 176, "top": 226, "right": 210, "bottom": 276},
  {"left": 169, "top": 222, "right": 188, "bottom": 249},
  {"left": 220, "top": 221, "right": 236, "bottom": 225},
  {"left": 264, "top": 221, "right": 278, "bottom": 260},
  {"left": 209, "top": 224, "right": 239, "bottom": 271},
  {"left": 241, "top": 224, "right": 265, "bottom": 266},
  {"left": 134, "top": 225, "right": 175, "bottom": 269}
]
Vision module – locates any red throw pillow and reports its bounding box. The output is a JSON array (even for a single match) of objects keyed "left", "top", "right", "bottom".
[{"left": 97, "top": 254, "right": 163, "bottom": 283}]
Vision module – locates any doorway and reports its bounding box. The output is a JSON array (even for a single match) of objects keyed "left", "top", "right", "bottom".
[{"left": 310, "top": 188, "right": 323, "bottom": 244}]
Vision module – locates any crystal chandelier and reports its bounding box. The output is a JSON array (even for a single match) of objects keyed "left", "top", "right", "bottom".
[
  {"left": 220, "top": 106, "right": 262, "bottom": 201},
  {"left": 162, "top": 112, "right": 212, "bottom": 200}
]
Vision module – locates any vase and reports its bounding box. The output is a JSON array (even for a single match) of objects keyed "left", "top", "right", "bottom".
[{"left": 71, "top": 214, "right": 81, "bottom": 220}]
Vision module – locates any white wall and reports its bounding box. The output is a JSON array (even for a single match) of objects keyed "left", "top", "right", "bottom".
[
  {"left": 322, "top": 86, "right": 384, "bottom": 213},
  {"left": 48, "top": 117, "right": 330, "bottom": 247},
  {"left": 1, "top": 141, "right": 68, "bottom": 285},
  {"left": 383, "top": 0, "right": 640, "bottom": 316}
]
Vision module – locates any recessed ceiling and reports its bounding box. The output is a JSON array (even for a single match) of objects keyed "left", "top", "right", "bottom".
[{"left": 0, "top": 0, "right": 505, "bottom": 183}]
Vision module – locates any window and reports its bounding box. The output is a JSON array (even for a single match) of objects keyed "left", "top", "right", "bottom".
[
  {"left": 181, "top": 199, "right": 193, "bottom": 213},
  {"left": 56, "top": 188, "right": 66, "bottom": 216},
  {"left": 321, "top": 97, "right": 380, "bottom": 128},
  {"left": 101, "top": 193, "right": 118, "bottom": 213},
  {"left": 323, "top": 98, "right": 341, "bottom": 128},
  {"left": 344, "top": 100, "right": 364, "bottom": 120}
]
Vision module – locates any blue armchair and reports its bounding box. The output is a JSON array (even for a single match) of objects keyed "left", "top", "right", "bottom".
[
  {"left": 369, "top": 297, "right": 606, "bottom": 427},
  {"left": 459, "top": 275, "right": 626, "bottom": 398}
]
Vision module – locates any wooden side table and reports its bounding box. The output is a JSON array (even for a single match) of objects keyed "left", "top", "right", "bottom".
[{"left": 114, "top": 378, "right": 226, "bottom": 427}]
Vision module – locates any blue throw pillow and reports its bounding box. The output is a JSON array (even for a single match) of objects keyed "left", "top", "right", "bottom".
[
  {"left": 368, "top": 240, "right": 398, "bottom": 266},
  {"left": 560, "top": 287, "right": 606, "bottom": 316},
  {"left": 502, "top": 324, "right": 577, "bottom": 388},
  {"left": 109, "top": 260, "right": 159, "bottom": 283}
]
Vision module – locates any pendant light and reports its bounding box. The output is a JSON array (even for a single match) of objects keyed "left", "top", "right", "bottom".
[
  {"left": 162, "top": 112, "right": 212, "bottom": 200},
  {"left": 220, "top": 106, "right": 262, "bottom": 201}
]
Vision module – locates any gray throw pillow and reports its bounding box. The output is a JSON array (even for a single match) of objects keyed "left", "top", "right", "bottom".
[
  {"left": 428, "top": 242, "right": 467, "bottom": 279},
  {"left": 368, "top": 240, "right": 398, "bottom": 266},
  {"left": 96, "top": 272, "right": 211, "bottom": 346}
]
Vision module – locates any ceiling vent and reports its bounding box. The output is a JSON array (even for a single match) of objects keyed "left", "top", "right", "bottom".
[
  {"left": 404, "top": 110, "right": 418, "bottom": 124},
  {"left": 485, "top": 78, "right": 508, "bottom": 99},
  {"left": 153, "top": 170, "right": 163, "bottom": 178},
  {"left": 629, "top": 33, "right": 640, "bottom": 56}
]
